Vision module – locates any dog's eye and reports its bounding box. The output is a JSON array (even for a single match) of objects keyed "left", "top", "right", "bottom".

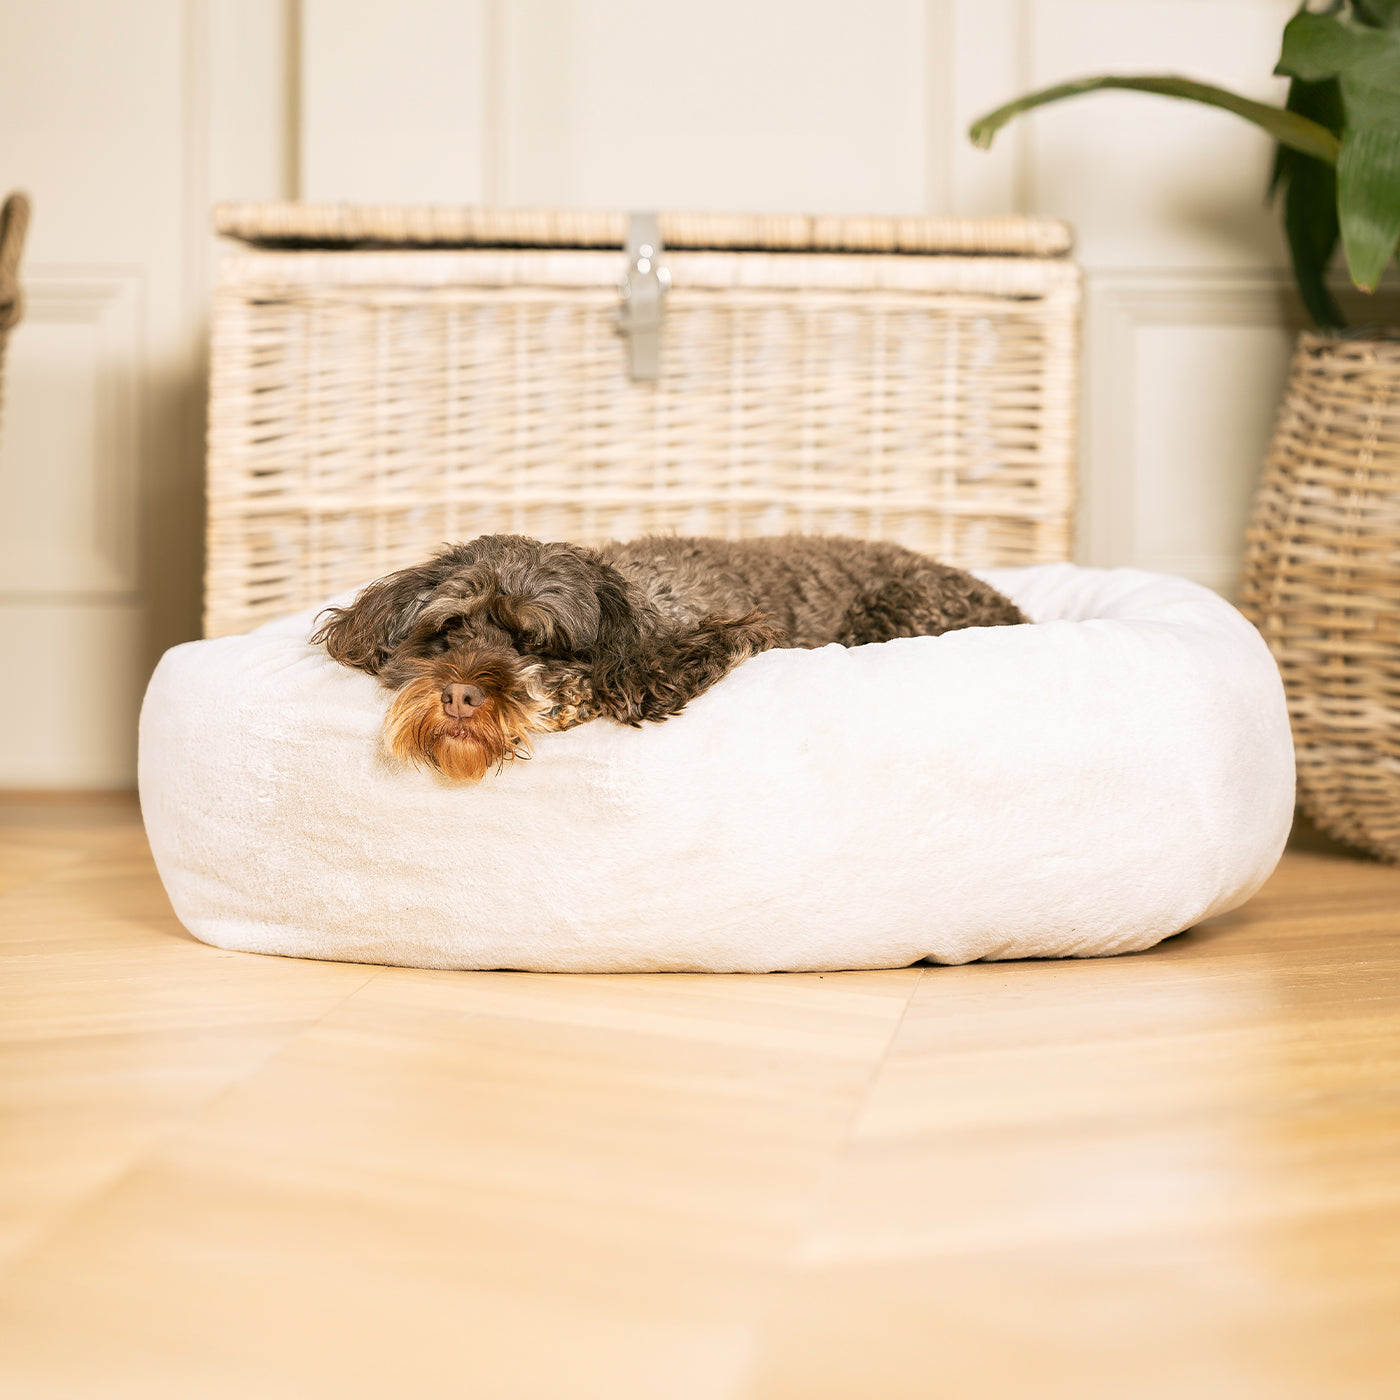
[{"left": 426, "top": 633, "right": 453, "bottom": 655}]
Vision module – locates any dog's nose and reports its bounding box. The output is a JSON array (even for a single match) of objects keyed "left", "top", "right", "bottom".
[{"left": 441, "top": 682, "right": 486, "bottom": 718}]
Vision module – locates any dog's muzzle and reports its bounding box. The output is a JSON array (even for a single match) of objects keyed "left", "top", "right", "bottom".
[{"left": 380, "top": 649, "right": 553, "bottom": 781}]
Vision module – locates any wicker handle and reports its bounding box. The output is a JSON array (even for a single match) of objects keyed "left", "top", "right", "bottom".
[{"left": 0, "top": 192, "right": 31, "bottom": 335}]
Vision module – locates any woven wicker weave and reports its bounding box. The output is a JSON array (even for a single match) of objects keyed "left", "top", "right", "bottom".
[
  {"left": 1240, "top": 331, "right": 1400, "bottom": 862},
  {"left": 214, "top": 202, "right": 1075, "bottom": 257},
  {"left": 207, "top": 206, "right": 1080, "bottom": 637}
]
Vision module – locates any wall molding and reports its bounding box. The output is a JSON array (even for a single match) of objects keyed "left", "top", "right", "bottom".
[
  {"left": 1081, "top": 270, "right": 1301, "bottom": 592},
  {"left": 1084, "top": 269, "right": 1400, "bottom": 591},
  {"left": 0, "top": 267, "right": 144, "bottom": 602}
]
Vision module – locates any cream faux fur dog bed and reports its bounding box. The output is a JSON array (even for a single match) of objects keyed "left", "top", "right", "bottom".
[{"left": 138, "top": 563, "right": 1294, "bottom": 973}]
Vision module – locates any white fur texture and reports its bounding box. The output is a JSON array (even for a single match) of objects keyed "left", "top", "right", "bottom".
[{"left": 138, "top": 564, "right": 1295, "bottom": 973}]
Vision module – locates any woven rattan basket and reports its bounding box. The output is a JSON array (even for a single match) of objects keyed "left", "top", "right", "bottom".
[
  {"left": 207, "top": 204, "right": 1080, "bottom": 637},
  {"left": 0, "top": 192, "right": 30, "bottom": 430},
  {"left": 1240, "top": 330, "right": 1400, "bottom": 861}
]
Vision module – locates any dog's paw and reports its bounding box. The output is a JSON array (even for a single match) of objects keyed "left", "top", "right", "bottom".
[{"left": 538, "top": 667, "right": 597, "bottom": 731}]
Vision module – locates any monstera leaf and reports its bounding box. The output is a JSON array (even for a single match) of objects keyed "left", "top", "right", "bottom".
[
  {"left": 1278, "top": 6, "right": 1400, "bottom": 293},
  {"left": 968, "top": 2, "right": 1400, "bottom": 328}
]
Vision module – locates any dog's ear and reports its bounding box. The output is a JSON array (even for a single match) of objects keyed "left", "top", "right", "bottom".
[
  {"left": 588, "top": 563, "right": 650, "bottom": 656},
  {"left": 588, "top": 610, "right": 785, "bottom": 726},
  {"left": 311, "top": 556, "right": 457, "bottom": 674}
]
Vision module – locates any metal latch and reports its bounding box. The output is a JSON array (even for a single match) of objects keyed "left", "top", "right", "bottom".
[{"left": 616, "top": 212, "right": 670, "bottom": 381}]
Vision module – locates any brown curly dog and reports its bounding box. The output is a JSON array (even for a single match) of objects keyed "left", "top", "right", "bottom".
[{"left": 312, "top": 533, "right": 1027, "bottom": 781}]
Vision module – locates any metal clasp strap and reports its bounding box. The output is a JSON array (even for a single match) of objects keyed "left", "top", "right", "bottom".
[{"left": 616, "top": 211, "right": 670, "bottom": 382}]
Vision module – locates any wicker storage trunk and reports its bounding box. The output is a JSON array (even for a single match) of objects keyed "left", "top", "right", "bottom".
[{"left": 206, "top": 204, "right": 1080, "bottom": 637}]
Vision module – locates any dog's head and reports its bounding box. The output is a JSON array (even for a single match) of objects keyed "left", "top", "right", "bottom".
[{"left": 312, "top": 535, "right": 648, "bottom": 781}]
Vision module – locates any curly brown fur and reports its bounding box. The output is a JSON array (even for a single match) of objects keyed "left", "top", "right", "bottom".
[{"left": 312, "top": 533, "right": 1026, "bottom": 781}]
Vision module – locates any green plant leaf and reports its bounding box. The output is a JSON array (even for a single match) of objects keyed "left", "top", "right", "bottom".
[
  {"left": 1279, "top": 9, "right": 1396, "bottom": 76},
  {"left": 1272, "top": 77, "right": 1346, "bottom": 327},
  {"left": 1269, "top": 73, "right": 1346, "bottom": 194},
  {"left": 1278, "top": 10, "right": 1400, "bottom": 291},
  {"left": 1336, "top": 124, "right": 1400, "bottom": 288},
  {"left": 968, "top": 76, "right": 1341, "bottom": 165},
  {"left": 1350, "top": 0, "right": 1400, "bottom": 30}
]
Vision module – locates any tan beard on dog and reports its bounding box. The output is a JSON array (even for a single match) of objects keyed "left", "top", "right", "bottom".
[{"left": 379, "top": 653, "right": 549, "bottom": 781}]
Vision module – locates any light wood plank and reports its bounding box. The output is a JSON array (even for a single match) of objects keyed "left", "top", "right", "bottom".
[
  {"left": 0, "top": 798, "right": 378, "bottom": 1268},
  {"left": 748, "top": 851, "right": 1400, "bottom": 1400},
  {"left": 0, "top": 795, "right": 1396, "bottom": 1398}
]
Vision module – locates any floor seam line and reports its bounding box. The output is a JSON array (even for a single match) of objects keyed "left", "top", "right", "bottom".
[
  {"left": 732, "top": 965, "right": 926, "bottom": 1398},
  {"left": 0, "top": 961, "right": 385, "bottom": 1285}
]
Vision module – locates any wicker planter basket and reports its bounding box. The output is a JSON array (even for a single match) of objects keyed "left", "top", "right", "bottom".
[
  {"left": 206, "top": 204, "right": 1080, "bottom": 638},
  {"left": 1240, "top": 330, "right": 1400, "bottom": 861}
]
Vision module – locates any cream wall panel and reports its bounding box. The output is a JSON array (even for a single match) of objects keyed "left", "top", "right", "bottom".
[
  {"left": 209, "top": 0, "right": 297, "bottom": 207},
  {"left": 0, "top": 0, "right": 293, "bottom": 787},
  {"left": 1027, "top": 0, "right": 1296, "bottom": 271},
  {"left": 1001, "top": 0, "right": 1310, "bottom": 588},
  {"left": 300, "top": 0, "right": 489, "bottom": 204},
  {"left": 1081, "top": 275, "right": 1298, "bottom": 594},
  {"left": 1130, "top": 324, "right": 1294, "bottom": 589},
  {"left": 0, "top": 273, "right": 141, "bottom": 597},
  {"left": 498, "top": 0, "right": 928, "bottom": 213},
  {"left": 948, "top": 0, "right": 1030, "bottom": 217},
  {"left": 0, "top": 3, "right": 186, "bottom": 270},
  {"left": 0, "top": 605, "right": 145, "bottom": 787},
  {"left": 299, "top": 0, "right": 933, "bottom": 214},
  {"left": 0, "top": 0, "right": 192, "bottom": 788}
]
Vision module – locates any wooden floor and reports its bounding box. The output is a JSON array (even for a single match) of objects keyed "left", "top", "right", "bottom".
[{"left": 0, "top": 795, "right": 1397, "bottom": 1399}]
